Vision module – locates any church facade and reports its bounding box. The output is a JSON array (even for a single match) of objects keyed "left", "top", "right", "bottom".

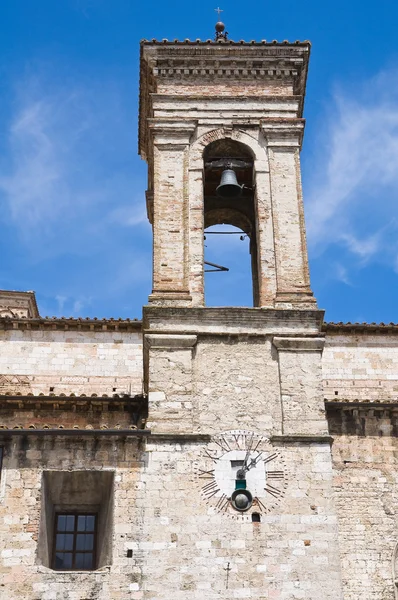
[{"left": 0, "top": 32, "right": 397, "bottom": 600}]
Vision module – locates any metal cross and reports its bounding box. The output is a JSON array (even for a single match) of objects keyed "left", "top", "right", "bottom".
[
  {"left": 215, "top": 7, "right": 223, "bottom": 19},
  {"left": 224, "top": 562, "right": 232, "bottom": 589}
]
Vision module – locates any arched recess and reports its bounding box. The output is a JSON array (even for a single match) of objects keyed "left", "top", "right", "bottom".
[
  {"left": 187, "top": 128, "right": 271, "bottom": 307},
  {"left": 203, "top": 138, "right": 259, "bottom": 306}
]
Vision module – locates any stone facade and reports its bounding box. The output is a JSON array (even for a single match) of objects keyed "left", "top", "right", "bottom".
[{"left": 0, "top": 32, "right": 397, "bottom": 600}]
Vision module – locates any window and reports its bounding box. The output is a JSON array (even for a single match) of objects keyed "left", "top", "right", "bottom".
[
  {"left": 38, "top": 471, "right": 114, "bottom": 571},
  {"left": 53, "top": 513, "right": 97, "bottom": 571},
  {"left": 0, "top": 447, "right": 3, "bottom": 480}
]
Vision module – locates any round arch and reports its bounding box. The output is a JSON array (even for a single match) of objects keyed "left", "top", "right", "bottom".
[
  {"left": 188, "top": 127, "right": 268, "bottom": 173},
  {"left": 204, "top": 208, "right": 253, "bottom": 237}
]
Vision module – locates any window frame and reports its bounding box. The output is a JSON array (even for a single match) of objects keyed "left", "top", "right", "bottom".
[{"left": 52, "top": 511, "right": 98, "bottom": 571}]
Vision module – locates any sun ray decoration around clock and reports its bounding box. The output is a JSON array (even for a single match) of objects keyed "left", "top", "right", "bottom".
[{"left": 194, "top": 430, "right": 288, "bottom": 520}]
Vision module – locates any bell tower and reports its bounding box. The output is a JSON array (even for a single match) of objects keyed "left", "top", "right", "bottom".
[
  {"left": 139, "top": 24, "right": 343, "bottom": 600},
  {"left": 139, "top": 31, "right": 316, "bottom": 309}
]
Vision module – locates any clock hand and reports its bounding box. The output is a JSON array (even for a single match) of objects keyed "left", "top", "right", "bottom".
[
  {"left": 236, "top": 453, "right": 262, "bottom": 479},
  {"left": 243, "top": 434, "right": 254, "bottom": 469},
  {"left": 245, "top": 452, "right": 263, "bottom": 471}
]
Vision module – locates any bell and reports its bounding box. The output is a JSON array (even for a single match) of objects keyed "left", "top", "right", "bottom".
[
  {"left": 231, "top": 488, "right": 253, "bottom": 512},
  {"left": 216, "top": 169, "right": 243, "bottom": 198}
]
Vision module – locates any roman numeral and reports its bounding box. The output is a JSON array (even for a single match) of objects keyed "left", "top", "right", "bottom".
[
  {"left": 263, "top": 452, "right": 278, "bottom": 464},
  {"left": 204, "top": 449, "right": 219, "bottom": 463},
  {"left": 267, "top": 471, "right": 284, "bottom": 480},
  {"left": 253, "top": 496, "right": 268, "bottom": 513},
  {"left": 233, "top": 434, "right": 243, "bottom": 449},
  {"left": 264, "top": 484, "right": 283, "bottom": 499},
  {"left": 252, "top": 437, "right": 263, "bottom": 453},
  {"left": 216, "top": 494, "right": 230, "bottom": 512},
  {"left": 202, "top": 480, "right": 220, "bottom": 498},
  {"left": 197, "top": 469, "right": 215, "bottom": 479},
  {"left": 214, "top": 435, "right": 231, "bottom": 453}
]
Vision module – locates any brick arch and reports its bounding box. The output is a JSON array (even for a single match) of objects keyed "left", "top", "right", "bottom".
[
  {"left": 204, "top": 208, "right": 253, "bottom": 237},
  {"left": 188, "top": 127, "right": 268, "bottom": 172}
]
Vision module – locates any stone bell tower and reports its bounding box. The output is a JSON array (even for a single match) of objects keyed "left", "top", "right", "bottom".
[
  {"left": 138, "top": 24, "right": 343, "bottom": 600},
  {"left": 139, "top": 31, "right": 316, "bottom": 309}
]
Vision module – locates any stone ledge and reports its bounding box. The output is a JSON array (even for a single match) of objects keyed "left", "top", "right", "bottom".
[
  {"left": 271, "top": 435, "right": 333, "bottom": 444},
  {"left": 146, "top": 433, "right": 212, "bottom": 443},
  {"left": 273, "top": 336, "right": 325, "bottom": 352},
  {"left": 143, "top": 307, "right": 324, "bottom": 335},
  {"left": 144, "top": 333, "right": 198, "bottom": 349},
  {"left": 0, "top": 428, "right": 150, "bottom": 437}
]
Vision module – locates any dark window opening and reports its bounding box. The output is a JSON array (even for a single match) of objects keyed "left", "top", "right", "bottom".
[
  {"left": 252, "top": 513, "right": 261, "bottom": 523},
  {"left": 38, "top": 471, "right": 114, "bottom": 571},
  {"left": 53, "top": 513, "right": 97, "bottom": 571},
  {"left": 203, "top": 139, "right": 258, "bottom": 307},
  {"left": 0, "top": 447, "right": 3, "bottom": 481}
]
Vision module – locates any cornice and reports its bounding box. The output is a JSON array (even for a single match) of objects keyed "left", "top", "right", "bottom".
[
  {"left": 139, "top": 40, "right": 310, "bottom": 159},
  {"left": 0, "top": 317, "right": 142, "bottom": 332},
  {"left": 143, "top": 306, "right": 324, "bottom": 336},
  {"left": 140, "top": 39, "right": 311, "bottom": 48},
  {"left": 0, "top": 290, "right": 40, "bottom": 318},
  {"left": 0, "top": 428, "right": 149, "bottom": 437},
  {"left": 323, "top": 322, "right": 398, "bottom": 334}
]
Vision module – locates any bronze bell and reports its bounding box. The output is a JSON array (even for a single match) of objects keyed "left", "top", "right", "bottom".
[{"left": 216, "top": 169, "right": 244, "bottom": 198}]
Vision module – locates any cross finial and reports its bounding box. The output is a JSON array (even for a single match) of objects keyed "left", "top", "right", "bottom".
[{"left": 214, "top": 7, "right": 228, "bottom": 41}]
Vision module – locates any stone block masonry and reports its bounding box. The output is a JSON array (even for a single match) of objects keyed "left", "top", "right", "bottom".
[{"left": 0, "top": 435, "right": 145, "bottom": 599}]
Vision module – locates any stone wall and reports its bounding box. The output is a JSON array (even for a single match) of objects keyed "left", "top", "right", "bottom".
[
  {"left": 0, "top": 435, "right": 145, "bottom": 600},
  {"left": 332, "top": 434, "right": 398, "bottom": 600},
  {"left": 0, "top": 433, "right": 343, "bottom": 600},
  {"left": 323, "top": 332, "right": 398, "bottom": 402},
  {"left": 138, "top": 437, "right": 342, "bottom": 600},
  {"left": 0, "top": 328, "right": 143, "bottom": 398}
]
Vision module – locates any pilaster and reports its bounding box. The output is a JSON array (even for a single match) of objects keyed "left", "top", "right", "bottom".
[
  {"left": 273, "top": 335, "right": 327, "bottom": 435},
  {"left": 144, "top": 333, "right": 197, "bottom": 433},
  {"left": 263, "top": 120, "right": 316, "bottom": 308},
  {"left": 147, "top": 120, "right": 197, "bottom": 306}
]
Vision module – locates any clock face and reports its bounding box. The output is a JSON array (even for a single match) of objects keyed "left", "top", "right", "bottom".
[{"left": 194, "top": 430, "right": 287, "bottom": 519}]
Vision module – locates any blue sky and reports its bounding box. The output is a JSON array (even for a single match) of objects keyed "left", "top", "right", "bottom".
[{"left": 0, "top": 0, "right": 398, "bottom": 322}]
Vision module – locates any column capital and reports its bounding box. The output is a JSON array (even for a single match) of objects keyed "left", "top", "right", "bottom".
[
  {"left": 272, "top": 336, "right": 325, "bottom": 352},
  {"left": 148, "top": 119, "right": 197, "bottom": 147},
  {"left": 144, "top": 333, "right": 198, "bottom": 350},
  {"left": 261, "top": 118, "right": 305, "bottom": 148}
]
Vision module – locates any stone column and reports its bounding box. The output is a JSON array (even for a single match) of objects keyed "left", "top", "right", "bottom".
[
  {"left": 148, "top": 121, "right": 196, "bottom": 307},
  {"left": 253, "top": 158, "right": 277, "bottom": 307},
  {"left": 263, "top": 121, "right": 316, "bottom": 309},
  {"left": 273, "top": 336, "right": 327, "bottom": 435},
  {"left": 187, "top": 166, "right": 205, "bottom": 306}
]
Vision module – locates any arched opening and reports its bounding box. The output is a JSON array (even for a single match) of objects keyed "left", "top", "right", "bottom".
[{"left": 203, "top": 139, "right": 259, "bottom": 306}]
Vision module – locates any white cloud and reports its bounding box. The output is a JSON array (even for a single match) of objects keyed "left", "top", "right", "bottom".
[
  {"left": 0, "top": 71, "right": 146, "bottom": 248},
  {"left": 0, "top": 68, "right": 152, "bottom": 316},
  {"left": 305, "top": 69, "right": 398, "bottom": 267},
  {"left": 333, "top": 262, "right": 353, "bottom": 287},
  {"left": 107, "top": 205, "right": 148, "bottom": 227}
]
